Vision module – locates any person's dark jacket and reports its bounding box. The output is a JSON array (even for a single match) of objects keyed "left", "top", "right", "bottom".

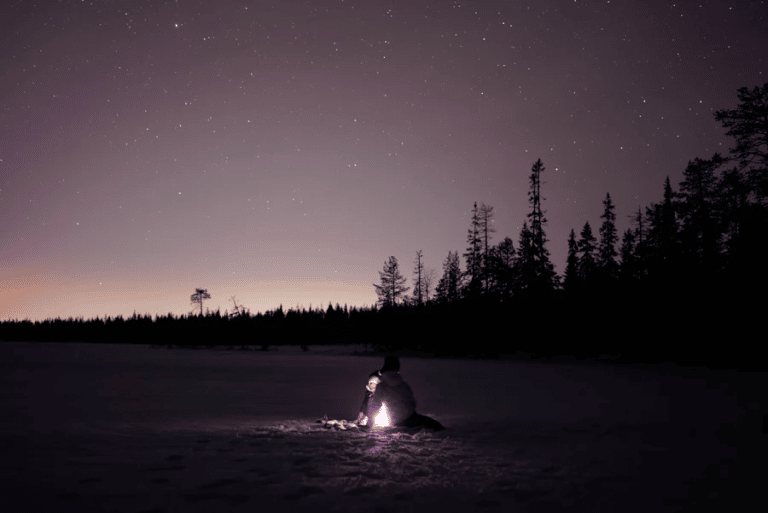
[{"left": 368, "top": 370, "right": 417, "bottom": 425}]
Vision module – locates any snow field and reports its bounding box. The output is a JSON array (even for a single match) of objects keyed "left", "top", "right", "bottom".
[{"left": 0, "top": 342, "right": 762, "bottom": 512}]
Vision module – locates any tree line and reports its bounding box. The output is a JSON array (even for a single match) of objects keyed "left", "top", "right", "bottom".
[
  {"left": 374, "top": 83, "right": 767, "bottom": 310},
  {"left": 0, "top": 298, "right": 380, "bottom": 351},
  {"left": 2, "top": 83, "right": 766, "bottom": 370},
  {"left": 370, "top": 83, "right": 766, "bottom": 369}
]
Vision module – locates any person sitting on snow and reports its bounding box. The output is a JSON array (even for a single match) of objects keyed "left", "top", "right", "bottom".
[
  {"left": 357, "top": 356, "right": 444, "bottom": 431},
  {"left": 356, "top": 370, "right": 382, "bottom": 426}
]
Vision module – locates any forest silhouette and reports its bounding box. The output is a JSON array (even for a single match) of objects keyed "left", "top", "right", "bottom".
[{"left": 2, "top": 83, "right": 766, "bottom": 371}]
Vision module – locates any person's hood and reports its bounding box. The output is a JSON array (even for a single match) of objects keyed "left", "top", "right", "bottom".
[{"left": 379, "top": 370, "right": 404, "bottom": 386}]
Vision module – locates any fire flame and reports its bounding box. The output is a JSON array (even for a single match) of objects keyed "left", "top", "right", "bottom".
[{"left": 373, "top": 401, "right": 392, "bottom": 428}]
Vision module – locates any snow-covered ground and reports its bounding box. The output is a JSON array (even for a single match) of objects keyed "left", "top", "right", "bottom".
[{"left": 0, "top": 342, "right": 764, "bottom": 512}]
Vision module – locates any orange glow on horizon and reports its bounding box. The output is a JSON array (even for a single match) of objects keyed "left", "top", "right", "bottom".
[{"left": 0, "top": 269, "right": 378, "bottom": 322}]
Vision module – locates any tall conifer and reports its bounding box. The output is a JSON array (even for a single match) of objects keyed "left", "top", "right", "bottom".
[
  {"left": 714, "top": 83, "right": 768, "bottom": 202},
  {"left": 619, "top": 228, "right": 637, "bottom": 283},
  {"left": 435, "top": 251, "right": 462, "bottom": 303},
  {"left": 678, "top": 156, "right": 723, "bottom": 275},
  {"left": 412, "top": 250, "right": 426, "bottom": 306},
  {"left": 373, "top": 256, "right": 409, "bottom": 307},
  {"left": 463, "top": 202, "right": 483, "bottom": 298},
  {"left": 563, "top": 229, "right": 579, "bottom": 291},
  {"left": 577, "top": 222, "right": 598, "bottom": 286},
  {"left": 479, "top": 203, "right": 496, "bottom": 292},
  {"left": 598, "top": 193, "right": 619, "bottom": 282},
  {"left": 491, "top": 237, "right": 516, "bottom": 298},
  {"left": 525, "top": 159, "right": 557, "bottom": 291}
]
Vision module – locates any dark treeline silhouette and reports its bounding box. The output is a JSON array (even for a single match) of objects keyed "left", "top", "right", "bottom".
[
  {"left": 2, "top": 84, "right": 766, "bottom": 370},
  {"left": 0, "top": 302, "right": 380, "bottom": 352}
]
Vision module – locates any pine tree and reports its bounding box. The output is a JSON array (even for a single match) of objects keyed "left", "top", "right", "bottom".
[
  {"left": 563, "top": 229, "right": 579, "bottom": 292},
  {"left": 190, "top": 288, "right": 211, "bottom": 316},
  {"left": 714, "top": 83, "right": 768, "bottom": 203},
  {"left": 716, "top": 166, "right": 751, "bottom": 269},
  {"left": 495, "top": 237, "right": 516, "bottom": 268},
  {"left": 661, "top": 176, "right": 679, "bottom": 246},
  {"left": 478, "top": 203, "right": 496, "bottom": 292},
  {"left": 490, "top": 236, "right": 515, "bottom": 298},
  {"left": 713, "top": 83, "right": 768, "bottom": 290},
  {"left": 619, "top": 228, "right": 637, "bottom": 283},
  {"left": 412, "top": 250, "right": 426, "bottom": 306},
  {"left": 631, "top": 205, "right": 647, "bottom": 280},
  {"left": 463, "top": 202, "right": 483, "bottom": 298},
  {"left": 577, "top": 222, "right": 598, "bottom": 285},
  {"left": 528, "top": 160, "right": 546, "bottom": 258},
  {"left": 525, "top": 159, "right": 557, "bottom": 291},
  {"left": 645, "top": 176, "right": 681, "bottom": 285},
  {"left": 373, "top": 256, "right": 409, "bottom": 307},
  {"left": 512, "top": 221, "right": 535, "bottom": 293},
  {"left": 598, "top": 192, "right": 619, "bottom": 283},
  {"left": 435, "top": 251, "right": 462, "bottom": 303},
  {"left": 678, "top": 155, "right": 723, "bottom": 276}
]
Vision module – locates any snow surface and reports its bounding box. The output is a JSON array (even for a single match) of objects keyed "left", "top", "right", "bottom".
[{"left": 0, "top": 342, "right": 764, "bottom": 512}]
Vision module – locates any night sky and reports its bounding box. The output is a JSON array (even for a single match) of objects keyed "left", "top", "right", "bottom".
[{"left": 2, "top": 0, "right": 766, "bottom": 321}]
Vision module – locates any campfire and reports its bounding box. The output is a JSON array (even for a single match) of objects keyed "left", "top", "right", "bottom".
[{"left": 373, "top": 402, "right": 392, "bottom": 428}]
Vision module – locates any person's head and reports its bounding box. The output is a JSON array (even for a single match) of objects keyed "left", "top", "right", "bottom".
[
  {"left": 380, "top": 355, "right": 400, "bottom": 374},
  {"left": 366, "top": 370, "right": 381, "bottom": 392}
]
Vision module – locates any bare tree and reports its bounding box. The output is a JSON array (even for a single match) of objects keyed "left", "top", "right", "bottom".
[
  {"left": 190, "top": 288, "right": 211, "bottom": 316},
  {"left": 229, "top": 295, "right": 250, "bottom": 318}
]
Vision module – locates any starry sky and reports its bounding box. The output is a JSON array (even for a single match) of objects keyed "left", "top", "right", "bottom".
[{"left": 1, "top": 0, "right": 766, "bottom": 322}]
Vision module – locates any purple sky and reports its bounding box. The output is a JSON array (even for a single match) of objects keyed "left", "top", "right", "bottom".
[{"left": 2, "top": 0, "right": 766, "bottom": 321}]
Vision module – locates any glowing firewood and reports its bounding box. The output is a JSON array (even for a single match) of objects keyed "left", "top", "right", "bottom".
[{"left": 373, "top": 401, "right": 392, "bottom": 427}]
